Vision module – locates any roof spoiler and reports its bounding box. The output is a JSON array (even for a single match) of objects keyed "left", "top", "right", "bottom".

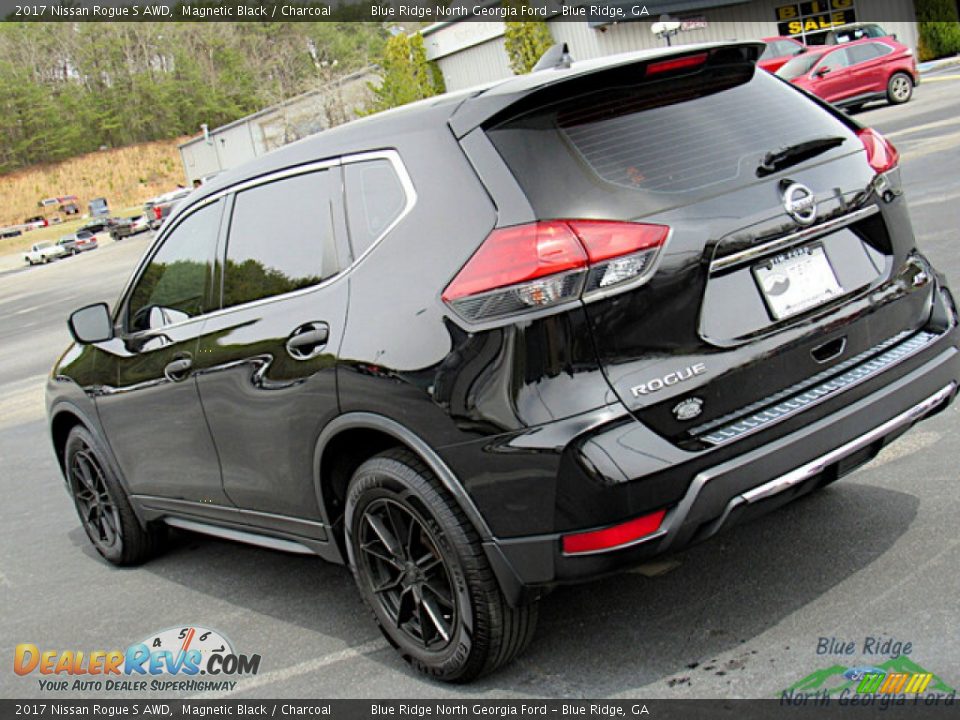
[{"left": 449, "top": 41, "right": 765, "bottom": 139}]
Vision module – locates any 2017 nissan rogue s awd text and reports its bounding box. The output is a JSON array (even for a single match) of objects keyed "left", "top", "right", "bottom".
[{"left": 47, "top": 42, "right": 959, "bottom": 682}]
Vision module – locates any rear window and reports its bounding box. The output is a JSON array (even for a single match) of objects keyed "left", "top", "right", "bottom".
[{"left": 487, "top": 65, "right": 856, "bottom": 219}]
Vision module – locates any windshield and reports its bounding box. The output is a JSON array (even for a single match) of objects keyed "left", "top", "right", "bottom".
[
  {"left": 777, "top": 53, "right": 824, "bottom": 79},
  {"left": 36, "top": 242, "right": 51, "bottom": 249}
]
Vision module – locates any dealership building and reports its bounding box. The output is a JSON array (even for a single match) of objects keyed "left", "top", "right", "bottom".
[{"left": 422, "top": 0, "right": 921, "bottom": 92}]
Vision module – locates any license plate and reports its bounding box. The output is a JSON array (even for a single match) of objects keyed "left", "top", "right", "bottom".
[{"left": 753, "top": 244, "right": 842, "bottom": 320}]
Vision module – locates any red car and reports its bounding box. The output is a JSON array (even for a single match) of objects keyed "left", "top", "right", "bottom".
[
  {"left": 758, "top": 36, "right": 807, "bottom": 73},
  {"left": 776, "top": 36, "right": 918, "bottom": 109}
]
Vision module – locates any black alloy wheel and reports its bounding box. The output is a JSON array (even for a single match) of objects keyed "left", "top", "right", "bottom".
[
  {"left": 64, "top": 425, "right": 164, "bottom": 565},
  {"left": 357, "top": 497, "right": 457, "bottom": 651},
  {"left": 346, "top": 448, "right": 538, "bottom": 682},
  {"left": 69, "top": 442, "right": 123, "bottom": 555}
]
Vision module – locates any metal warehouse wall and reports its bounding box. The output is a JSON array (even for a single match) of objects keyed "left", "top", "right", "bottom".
[
  {"left": 434, "top": 34, "right": 514, "bottom": 91},
  {"left": 430, "top": 0, "right": 918, "bottom": 92}
]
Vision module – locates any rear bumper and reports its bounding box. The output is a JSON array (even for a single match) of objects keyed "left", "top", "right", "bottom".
[{"left": 484, "top": 336, "right": 958, "bottom": 604}]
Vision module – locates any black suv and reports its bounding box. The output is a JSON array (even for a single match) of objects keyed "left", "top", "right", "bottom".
[{"left": 48, "top": 43, "right": 958, "bottom": 682}]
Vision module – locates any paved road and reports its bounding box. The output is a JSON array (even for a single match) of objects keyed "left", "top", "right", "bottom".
[{"left": 1, "top": 78, "right": 959, "bottom": 701}]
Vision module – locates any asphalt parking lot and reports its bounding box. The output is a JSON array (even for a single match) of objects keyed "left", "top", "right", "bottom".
[{"left": 1, "top": 74, "right": 959, "bottom": 700}]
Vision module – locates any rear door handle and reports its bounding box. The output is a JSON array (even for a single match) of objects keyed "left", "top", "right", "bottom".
[
  {"left": 164, "top": 356, "right": 193, "bottom": 382},
  {"left": 286, "top": 322, "right": 329, "bottom": 360}
]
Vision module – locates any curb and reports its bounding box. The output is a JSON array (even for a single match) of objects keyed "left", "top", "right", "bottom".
[{"left": 918, "top": 55, "right": 960, "bottom": 73}]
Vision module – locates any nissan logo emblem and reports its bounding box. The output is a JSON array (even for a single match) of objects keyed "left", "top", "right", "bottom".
[{"left": 782, "top": 182, "right": 817, "bottom": 226}]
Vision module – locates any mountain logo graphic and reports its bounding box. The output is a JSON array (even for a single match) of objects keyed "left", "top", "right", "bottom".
[
  {"left": 762, "top": 273, "right": 791, "bottom": 297},
  {"left": 782, "top": 656, "right": 955, "bottom": 698}
]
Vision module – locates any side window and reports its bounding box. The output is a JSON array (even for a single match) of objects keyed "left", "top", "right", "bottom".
[
  {"left": 222, "top": 170, "right": 338, "bottom": 309},
  {"left": 820, "top": 49, "right": 850, "bottom": 70},
  {"left": 344, "top": 158, "right": 407, "bottom": 258},
  {"left": 848, "top": 44, "right": 881, "bottom": 65},
  {"left": 873, "top": 42, "right": 895, "bottom": 57},
  {"left": 127, "top": 200, "right": 222, "bottom": 332}
]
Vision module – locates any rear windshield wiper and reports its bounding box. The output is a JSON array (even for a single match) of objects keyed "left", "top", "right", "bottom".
[{"left": 757, "top": 136, "right": 846, "bottom": 177}]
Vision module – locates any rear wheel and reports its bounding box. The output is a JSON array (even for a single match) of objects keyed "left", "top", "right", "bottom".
[
  {"left": 345, "top": 448, "right": 537, "bottom": 682},
  {"left": 64, "top": 425, "right": 164, "bottom": 565},
  {"left": 887, "top": 73, "right": 913, "bottom": 105}
]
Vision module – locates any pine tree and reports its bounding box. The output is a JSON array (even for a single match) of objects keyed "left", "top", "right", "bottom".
[
  {"left": 915, "top": 0, "right": 960, "bottom": 61},
  {"left": 504, "top": 20, "right": 554, "bottom": 75},
  {"left": 362, "top": 33, "right": 444, "bottom": 115}
]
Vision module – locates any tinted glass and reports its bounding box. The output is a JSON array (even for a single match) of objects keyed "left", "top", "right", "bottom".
[
  {"left": 127, "top": 200, "right": 221, "bottom": 332},
  {"left": 820, "top": 49, "right": 851, "bottom": 69},
  {"left": 223, "top": 171, "right": 338, "bottom": 309},
  {"left": 344, "top": 159, "right": 407, "bottom": 257},
  {"left": 778, "top": 52, "right": 824, "bottom": 78},
  {"left": 847, "top": 43, "right": 882, "bottom": 64},
  {"left": 764, "top": 40, "right": 804, "bottom": 59},
  {"left": 488, "top": 67, "right": 857, "bottom": 217}
]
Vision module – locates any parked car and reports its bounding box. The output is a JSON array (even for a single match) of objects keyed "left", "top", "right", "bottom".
[
  {"left": 57, "top": 235, "right": 80, "bottom": 256},
  {"left": 73, "top": 230, "right": 100, "bottom": 252},
  {"left": 759, "top": 36, "right": 807, "bottom": 73},
  {"left": 88, "top": 197, "right": 110, "bottom": 217},
  {"left": 130, "top": 215, "right": 151, "bottom": 234},
  {"left": 145, "top": 189, "right": 191, "bottom": 230},
  {"left": 80, "top": 220, "right": 114, "bottom": 242},
  {"left": 777, "top": 37, "right": 918, "bottom": 109},
  {"left": 49, "top": 42, "right": 958, "bottom": 682},
  {"left": 23, "top": 216, "right": 48, "bottom": 230},
  {"left": 110, "top": 215, "right": 151, "bottom": 240},
  {"left": 804, "top": 22, "right": 893, "bottom": 46},
  {"left": 24, "top": 241, "right": 65, "bottom": 265}
]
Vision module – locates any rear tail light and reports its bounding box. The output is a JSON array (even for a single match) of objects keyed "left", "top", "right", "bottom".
[
  {"left": 562, "top": 508, "right": 667, "bottom": 555},
  {"left": 857, "top": 127, "right": 899, "bottom": 174},
  {"left": 443, "top": 220, "right": 668, "bottom": 323}
]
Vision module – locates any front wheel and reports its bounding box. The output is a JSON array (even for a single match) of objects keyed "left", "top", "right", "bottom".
[
  {"left": 64, "top": 425, "right": 165, "bottom": 565},
  {"left": 887, "top": 72, "right": 913, "bottom": 105},
  {"left": 345, "top": 449, "right": 537, "bottom": 682}
]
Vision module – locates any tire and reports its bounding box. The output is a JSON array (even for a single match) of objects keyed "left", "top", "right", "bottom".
[
  {"left": 887, "top": 72, "right": 913, "bottom": 105},
  {"left": 345, "top": 448, "right": 537, "bottom": 682},
  {"left": 64, "top": 425, "right": 165, "bottom": 566}
]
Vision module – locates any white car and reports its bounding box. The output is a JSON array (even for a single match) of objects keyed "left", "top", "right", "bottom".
[
  {"left": 24, "top": 242, "right": 66, "bottom": 265},
  {"left": 130, "top": 215, "right": 151, "bottom": 233}
]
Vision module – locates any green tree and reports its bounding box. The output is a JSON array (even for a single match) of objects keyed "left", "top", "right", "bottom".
[
  {"left": 504, "top": 20, "right": 554, "bottom": 75},
  {"left": 915, "top": 0, "right": 960, "bottom": 61},
  {"left": 362, "top": 33, "right": 444, "bottom": 115}
]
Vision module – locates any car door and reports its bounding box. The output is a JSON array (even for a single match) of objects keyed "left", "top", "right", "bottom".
[
  {"left": 95, "top": 198, "right": 231, "bottom": 505},
  {"left": 812, "top": 47, "right": 853, "bottom": 102},
  {"left": 192, "top": 165, "right": 351, "bottom": 528},
  {"left": 846, "top": 42, "right": 885, "bottom": 97}
]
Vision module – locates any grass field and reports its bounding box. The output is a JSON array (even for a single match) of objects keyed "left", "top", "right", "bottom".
[{"left": 0, "top": 137, "right": 188, "bottom": 257}]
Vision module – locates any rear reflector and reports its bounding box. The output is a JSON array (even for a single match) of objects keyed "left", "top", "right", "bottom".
[
  {"left": 562, "top": 508, "right": 667, "bottom": 555},
  {"left": 443, "top": 220, "right": 669, "bottom": 323},
  {"left": 857, "top": 127, "right": 899, "bottom": 174},
  {"left": 645, "top": 53, "right": 709, "bottom": 77}
]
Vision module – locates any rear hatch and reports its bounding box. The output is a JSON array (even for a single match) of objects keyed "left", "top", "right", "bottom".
[{"left": 471, "top": 46, "right": 934, "bottom": 447}]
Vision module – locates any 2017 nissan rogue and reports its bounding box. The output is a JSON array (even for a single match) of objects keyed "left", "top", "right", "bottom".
[{"left": 47, "top": 42, "right": 959, "bottom": 682}]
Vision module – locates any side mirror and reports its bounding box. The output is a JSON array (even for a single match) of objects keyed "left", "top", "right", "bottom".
[
  {"left": 891, "top": 33, "right": 898, "bottom": 40},
  {"left": 816, "top": 66, "right": 832, "bottom": 77},
  {"left": 68, "top": 303, "right": 113, "bottom": 344}
]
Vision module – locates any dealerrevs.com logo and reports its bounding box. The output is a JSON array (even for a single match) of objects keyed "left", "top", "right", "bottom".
[{"left": 14, "top": 626, "right": 261, "bottom": 693}]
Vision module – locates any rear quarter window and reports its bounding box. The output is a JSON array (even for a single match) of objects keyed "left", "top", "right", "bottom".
[{"left": 343, "top": 158, "right": 407, "bottom": 258}]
